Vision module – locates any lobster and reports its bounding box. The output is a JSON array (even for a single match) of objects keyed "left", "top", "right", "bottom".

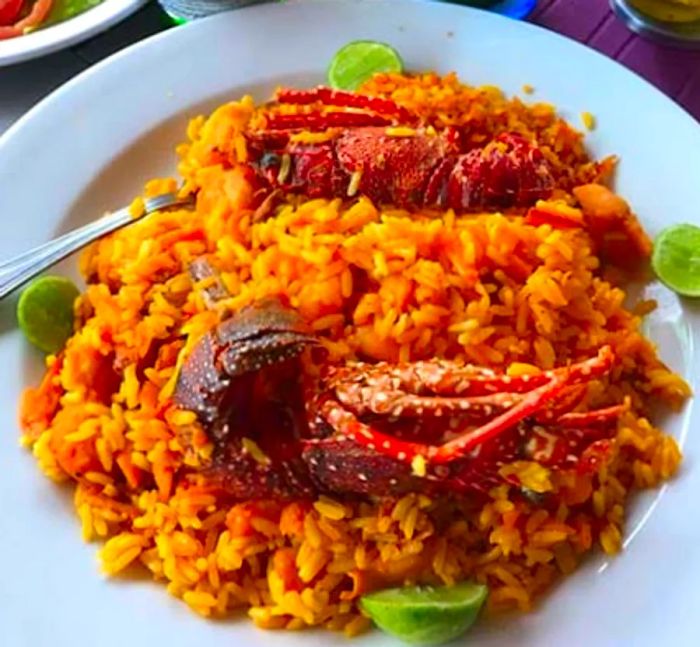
[
  {"left": 173, "top": 291, "right": 623, "bottom": 501},
  {"left": 238, "top": 87, "right": 556, "bottom": 212}
]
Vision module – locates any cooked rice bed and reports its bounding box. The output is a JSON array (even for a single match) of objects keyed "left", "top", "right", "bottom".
[{"left": 19, "top": 73, "right": 689, "bottom": 635}]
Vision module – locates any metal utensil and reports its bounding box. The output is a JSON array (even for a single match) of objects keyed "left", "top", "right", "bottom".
[
  {"left": 611, "top": 0, "right": 700, "bottom": 48},
  {"left": 0, "top": 192, "right": 190, "bottom": 300}
]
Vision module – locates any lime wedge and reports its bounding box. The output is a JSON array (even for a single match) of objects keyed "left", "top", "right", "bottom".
[
  {"left": 327, "top": 41, "right": 403, "bottom": 91},
  {"left": 651, "top": 224, "right": 700, "bottom": 297},
  {"left": 359, "top": 581, "right": 489, "bottom": 646},
  {"left": 17, "top": 276, "right": 80, "bottom": 354}
]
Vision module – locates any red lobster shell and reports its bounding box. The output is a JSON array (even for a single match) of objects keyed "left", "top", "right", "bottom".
[
  {"left": 174, "top": 298, "right": 622, "bottom": 501},
  {"left": 243, "top": 87, "right": 555, "bottom": 212}
]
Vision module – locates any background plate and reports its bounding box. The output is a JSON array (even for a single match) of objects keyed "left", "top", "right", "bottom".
[
  {"left": 0, "top": 1, "right": 699, "bottom": 645},
  {"left": 0, "top": 0, "right": 147, "bottom": 67}
]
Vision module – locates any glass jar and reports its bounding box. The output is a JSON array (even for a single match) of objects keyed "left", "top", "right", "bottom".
[{"left": 611, "top": 0, "right": 700, "bottom": 47}]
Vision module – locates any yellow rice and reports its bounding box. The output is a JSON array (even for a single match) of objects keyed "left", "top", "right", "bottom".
[{"left": 19, "top": 72, "right": 690, "bottom": 636}]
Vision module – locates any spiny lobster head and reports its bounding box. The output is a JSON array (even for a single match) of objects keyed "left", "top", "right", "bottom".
[
  {"left": 244, "top": 128, "right": 337, "bottom": 198},
  {"left": 173, "top": 298, "right": 319, "bottom": 499},
  {"left": 215, "top": 297, "right": 317, "bottom": 372},
  {"left": 174, "top": 298, "right": 317, "bottom": 426}
]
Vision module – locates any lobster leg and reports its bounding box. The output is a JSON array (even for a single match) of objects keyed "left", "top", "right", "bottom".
[
  {"left": 316, "top": 374, "right": 566, "bottom": 468},
  {"left": 334, "top": 387, "right": 523, "bottom": 419},
  {"left": 315, "top": 347, "right": 617, "bottom": 469},
  {"left": 275, "top": 86, "right": 416, "bottom": 123},
  {"left": 391, "top": 346, "right": 614, "bottom": 396},
  {"left": 532, "top": 384, "right": 588, "bottom": 423},
  {"left": 327, "top": 346, "right": 614, "bottom": 404},
  {"left": 554, "top": 403, "right": 628, "bottom": 428},
  {"left": 264, "top": 111, "right": 392, "bottom": 131}
]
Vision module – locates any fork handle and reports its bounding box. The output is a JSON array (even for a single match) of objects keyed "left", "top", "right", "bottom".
[{"left": 0, "top": 192, "right": 183, "bottom": 300}]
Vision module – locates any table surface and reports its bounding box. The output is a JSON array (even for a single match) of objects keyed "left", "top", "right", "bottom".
[{"left": 1, "top": 0, "right": 699, "bottom": 137}]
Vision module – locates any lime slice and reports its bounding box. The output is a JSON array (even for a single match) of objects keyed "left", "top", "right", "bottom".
[
  {"left": 651, "top": 224, "right": 700, "bottom": 297},
  {"left": 327, "top": 41, "right": 403, "bottom": 91},
  {"left": 359, "top": 581, "right": 488, "bottom": 646},
  {"left": 17, "top": 276, "right": 80, "bottom": 354}
]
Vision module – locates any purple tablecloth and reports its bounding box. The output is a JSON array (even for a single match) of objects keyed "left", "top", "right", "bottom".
[{"left": 531, "top": 0, "right": 700, "bottom": 121}]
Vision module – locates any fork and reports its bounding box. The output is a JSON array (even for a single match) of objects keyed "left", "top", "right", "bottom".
[{"left": 0, "top": 192, "right": 191, "bottom": 300}]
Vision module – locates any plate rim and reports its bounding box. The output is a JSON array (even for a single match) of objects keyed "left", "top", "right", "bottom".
[{"left": 1, "top": 2, "right": 699, "bottom": 646}]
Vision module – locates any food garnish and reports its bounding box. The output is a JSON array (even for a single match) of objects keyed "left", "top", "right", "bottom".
[
  {"left": 652, "top": 223, "right": 700, "bottom": 297},
  {"left": 328, "top": 40, "right": 403, "bottom": 90},
  {"left": 359, "top": 581, "right": 489, "bottom": 645},
  {"left": 17, "top": 275, "right": 79, "bottom": 353}
]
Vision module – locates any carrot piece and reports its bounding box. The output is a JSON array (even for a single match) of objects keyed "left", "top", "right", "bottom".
[
  {"left": 0, "top": 24, "right": 20, "bottom": 39},
  {"left": 525, "top": 207, "right": 584, "bottom": 229},
  {"left": 272, "top": 548, "right": 303, "bottom": 591},
  {"left": 116, "top": 452, "right": 142, "bottom": 489},
  {"left": 15, "top": 0, "right": 53, "bottom": 29},
  {"left": 19, "top": 356, "right": 64, "bottom": 440}
]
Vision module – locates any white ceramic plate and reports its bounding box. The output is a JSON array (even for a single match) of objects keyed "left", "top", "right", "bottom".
[
  {"left": 1, "top": 1, "right": 699, "bottom": 645},
  {"left": 0, "top": 0, "right": 147, "bottom": 66}
]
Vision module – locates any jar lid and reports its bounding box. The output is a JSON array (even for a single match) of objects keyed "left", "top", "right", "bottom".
[{"left": 610, "top": 0, "right": 700, "bottom": 48}]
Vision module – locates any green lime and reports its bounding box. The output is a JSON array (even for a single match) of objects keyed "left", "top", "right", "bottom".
[
  {"left": 651, "top": 224, "right": 700, "bottom": 297},
  {"left": 327, "top": 40, "right": 403, "bottom": 91},
  {"left": 359, "top": 581, "right": 489, "bottom": 646},
  {"left": 17, "top": 276, "right": 80, "bottom": 354}
]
